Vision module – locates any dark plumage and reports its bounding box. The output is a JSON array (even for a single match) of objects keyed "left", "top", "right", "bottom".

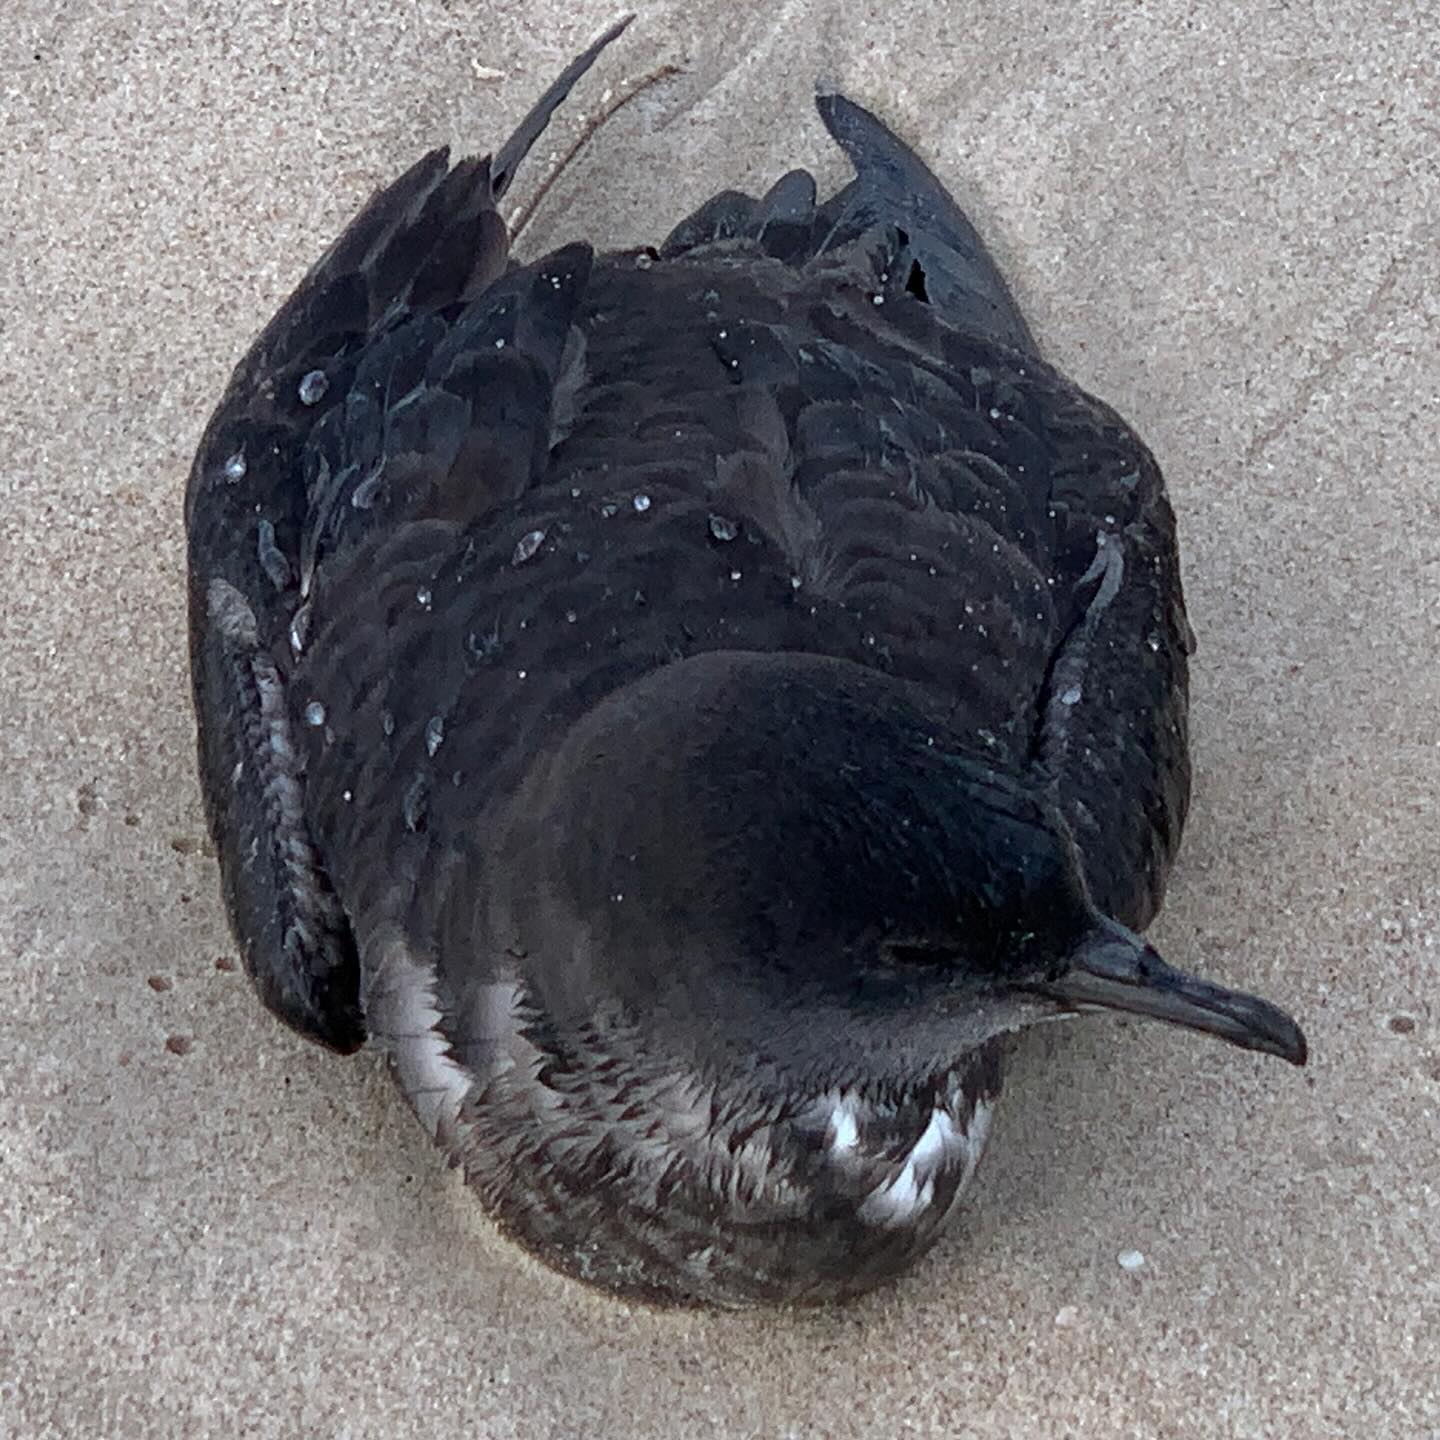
[{"left": 186, "top": 19, "right": 1306, "bottom": 1307}]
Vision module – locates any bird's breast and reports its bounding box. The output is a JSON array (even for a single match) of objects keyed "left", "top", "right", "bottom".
[
  {"left": 367, "top": 955, "right": 1004, "bottom": 1305},
  {"left": 807, "top": 1085, "right": 997, "bottom": 1230}
]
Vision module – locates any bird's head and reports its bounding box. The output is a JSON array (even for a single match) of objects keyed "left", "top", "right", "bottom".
[{"left": 488, "top": 651, "right": 1305, "bottom": 1096}]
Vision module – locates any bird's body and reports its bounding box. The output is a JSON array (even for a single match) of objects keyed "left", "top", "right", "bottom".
[{"left": 187, "top": 22, "right": 1304, "bottom": 1307}]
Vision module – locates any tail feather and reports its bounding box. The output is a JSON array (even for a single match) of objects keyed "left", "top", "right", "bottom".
[
  {"left": 660, "top": 175, "right": 823, "bottom": 266},
  {"left": 812, "top": 93, "right": 1036, "bottom": 355},
  {"left": 759, "top": 168, "right": 818, "bottom": 224},
  {"left": 659, "top": 189, "right": 763, "bottom": 257},
  {"left": 756, "top": 169, "right": 819, "bottom": 264},
  {"left": 492, "top": 14, "right": 636, "bottom": 197},
  {"left": 657, "top": 91, "right": 1035, "bottom": 355}
]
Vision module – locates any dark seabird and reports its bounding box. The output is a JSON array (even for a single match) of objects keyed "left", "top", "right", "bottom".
[{"left": 185, "top": 19, "right": 1307, "bottom": 1308}]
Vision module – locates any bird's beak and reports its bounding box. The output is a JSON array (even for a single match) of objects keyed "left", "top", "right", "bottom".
[{"left": 1026, "top": 919, "right": 1308, "bottom": 1066}]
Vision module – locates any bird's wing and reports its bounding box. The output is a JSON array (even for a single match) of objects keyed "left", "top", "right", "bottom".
[
  {"left": 625, "top": 92, "right": 1193, "bottom": 928},
  {"left": 184, "top": 23, "right": 628, "bottom": 1048}
]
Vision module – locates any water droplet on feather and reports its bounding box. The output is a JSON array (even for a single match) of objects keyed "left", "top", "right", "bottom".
[
  {"left": 512, "top": 529, "right": 547, "bottom": 566},
  {"left": 298, "top": 369, "right": 329, "bottom": 406}
]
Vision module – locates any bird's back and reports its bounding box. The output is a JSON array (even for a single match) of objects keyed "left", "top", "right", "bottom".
[{"left": 186, "top": 64, "right": 1191, "bottom": 1055}]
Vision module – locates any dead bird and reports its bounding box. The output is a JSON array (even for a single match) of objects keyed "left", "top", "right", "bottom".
[{"left": 185, "top": 17, "right": 1306, "bottom": 1308}]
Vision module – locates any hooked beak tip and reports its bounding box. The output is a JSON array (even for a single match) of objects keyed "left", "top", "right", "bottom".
[{"left": 1030, "top": 923, "right": 1309, "bottom": 1069}]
